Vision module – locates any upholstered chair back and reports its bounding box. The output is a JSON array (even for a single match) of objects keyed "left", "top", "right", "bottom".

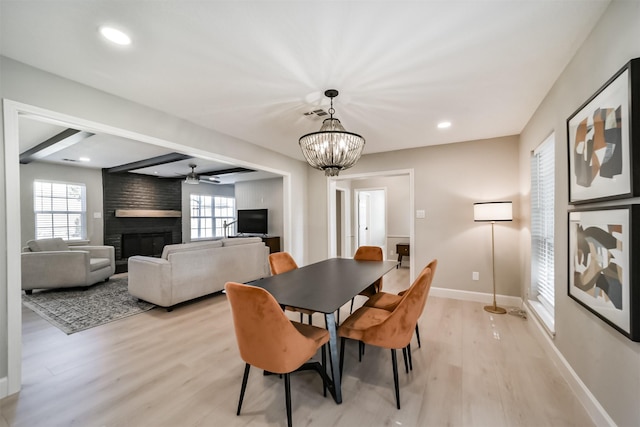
[
  {"left": 354, "top": 246, "right": 383, "bottom": 293},
  {"left": 269, "top": 252, "right": 298, "bottom": 275},
  {"left": 225, "top": 281, "right": 320, "bottom": 374},
  {"left": 360, "top": 266, "right": 433, "bottom": 349}
]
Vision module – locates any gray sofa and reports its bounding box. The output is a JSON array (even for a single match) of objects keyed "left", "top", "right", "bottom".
[
  {"left": 22, "top": 238, "right": 116, "bottom": 294},
  {"left": 127, "top": 237, "right": 270, "bottom": 309}
]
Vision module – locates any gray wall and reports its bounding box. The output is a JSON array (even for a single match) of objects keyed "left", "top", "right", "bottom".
[
  {"left": 19, "top": 163, "right": 104, "bottom": 246},
  {"left": 308, "top": 135, "right": 521, "bottom": 296},
  {"left": 518, "top": 1, "right": 640, "bottom": 425},
  {"left": 181, "top": 182, "right": 234, "bottom": 242},
  {"left": 235, "top": 177, "right": 284, "bottom": 240}
]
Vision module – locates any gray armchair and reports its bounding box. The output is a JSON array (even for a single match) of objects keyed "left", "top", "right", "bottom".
[{"left": 21, "top": 238, "right": 115, "bottom": 294}]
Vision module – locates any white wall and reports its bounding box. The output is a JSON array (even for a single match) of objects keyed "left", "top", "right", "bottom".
[
  {"left": 518, "top": 1, "right": 640, "bottom": 425},
  {"left": 181, "top": 182, "right": 234, "bottom": 242},
  {"left": 309, "top": 135, "right": 521, "bottom": 296},
  {"left": 0, "top": 90, "right": 7, "bottom": 394},
  {"left": 235, "top": 177, "right": 284, "bottom": 239},
  {"left": 0, "top": 57, "right": 308, "bottom": 393},
  {"left": 20, "top": 163, "right": 104, "bottom": 246}
]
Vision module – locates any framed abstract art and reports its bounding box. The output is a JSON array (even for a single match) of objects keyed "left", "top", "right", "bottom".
[
  {"left": 567, "top": 58, "right": 640, "bottom": 204},
  {"left": 568, "top": 206, "right": 640, "bottom": 341}
]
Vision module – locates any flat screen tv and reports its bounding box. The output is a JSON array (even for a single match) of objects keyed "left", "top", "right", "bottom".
[{"left": 237, "top": 209, "right": 268, "bottom": 235}]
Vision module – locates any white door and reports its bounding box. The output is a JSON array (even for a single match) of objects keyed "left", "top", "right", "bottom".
[{"left": 358, "top": 192, "right": 371, "bottom": 247}]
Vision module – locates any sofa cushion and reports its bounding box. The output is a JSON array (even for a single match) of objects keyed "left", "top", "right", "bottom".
[
  {"left": 221, "top": 237, "right": 263, "bottom": 247},
  {"left": 27, "top": 238, "right": 69, "bottom": 252},
  {"left": 90, "top": 257, "right": 112, "bottom": 272},
  {"left": 161, "top": 240, "right": 223, "bottom": 259}
]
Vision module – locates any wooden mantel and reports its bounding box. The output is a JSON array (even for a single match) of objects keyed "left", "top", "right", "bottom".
[{"left": 115, "top": 209, "right": 182, "bottom": 218}]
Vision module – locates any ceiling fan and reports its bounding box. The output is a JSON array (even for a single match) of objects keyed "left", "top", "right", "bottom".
[{"left": 184, "top": 164, "right": 220, "bottom": 185}]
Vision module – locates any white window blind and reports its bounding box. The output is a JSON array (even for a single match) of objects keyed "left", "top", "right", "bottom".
[
  {"left": 530, "top": 134, "right": 555, "bottom": 328},
  {"left": 34, "top": 180, "right": 86, "bottom": 240}
]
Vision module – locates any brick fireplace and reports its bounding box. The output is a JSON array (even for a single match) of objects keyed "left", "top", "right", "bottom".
[{"left": 103, "top": 171, "right": 182, "bottom": 273}]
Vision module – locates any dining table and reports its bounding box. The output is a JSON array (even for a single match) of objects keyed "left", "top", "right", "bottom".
[{"left": 248, "top": 257, "right": 398, "bottom": 404}]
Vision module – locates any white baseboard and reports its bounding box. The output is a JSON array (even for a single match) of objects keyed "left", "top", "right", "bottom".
[
  {"left": 527, "top": 309, "right": 616, "bottom": 427},
  {"left": 430, "top": 286, "right": 522, "bottom": 308},
  {"left": 0, "top": 376, "right": 7, "bottom": 399}
]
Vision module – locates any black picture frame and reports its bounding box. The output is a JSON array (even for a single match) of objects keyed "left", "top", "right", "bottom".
[
  {"left": 567, "top": 58, "right": 640, "bottom": 204},
  {"left": 567, "top": 205, "right": 640, "bottom": 341}
]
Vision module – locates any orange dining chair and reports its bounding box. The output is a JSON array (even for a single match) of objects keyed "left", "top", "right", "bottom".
[
  {"left": 225, "top": 281, "right": 330, "bottom": 427},
  {"left": 364, "top": 259, "right": 438, "bottom": 349},
  {"left": 338, "top": 265, "right": 433, "bottom": 409},
  {"left": 269, "top": 252, "right": 316, "bottom": 325},
  {"left": 349, "top": 246, "right": 384, "bottom": 313}
]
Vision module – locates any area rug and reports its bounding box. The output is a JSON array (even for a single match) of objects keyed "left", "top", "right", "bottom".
[{"left": 22, "top": 277, "right": 155, "bottom": 335}]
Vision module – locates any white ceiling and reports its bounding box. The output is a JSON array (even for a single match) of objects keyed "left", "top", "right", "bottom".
[
  {"left": 17, "top": 116, "right": 275, "bottom": 184},
  {"left": 1, "top": 1, "right": 610, "bottom": 163}
]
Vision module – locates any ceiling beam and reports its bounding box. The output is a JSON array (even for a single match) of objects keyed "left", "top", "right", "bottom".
[
  {"left": 105, "top": 152, "right": 193, "bottom": 173},
  {"left": 200, "top": 167, "right": 255, "bottom": 176},
  {"left": 19, "top": 129, "right": 94, "bottom": 164}
]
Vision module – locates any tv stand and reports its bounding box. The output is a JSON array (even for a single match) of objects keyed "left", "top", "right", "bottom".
[
  {"left": 229, "top": 234, "right": 280, "bottom": 253},
  {"left": 261, "top": 236, "right": 281, "bottom": 254}
]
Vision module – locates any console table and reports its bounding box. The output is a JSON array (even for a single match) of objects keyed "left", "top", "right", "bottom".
[{"left": 396, "top": 243, "right": 409, "bottom": 268}]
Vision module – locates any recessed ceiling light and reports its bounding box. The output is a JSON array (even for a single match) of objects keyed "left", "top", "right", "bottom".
[
  {"left": 79, "top": 157, "right": 91, "bottom": 162},
  {"left": 99, "top": 26, "right": 131, "bottom": 46},
  {"left": 437, "top": 121, "right": 452, "bottom": 129}
]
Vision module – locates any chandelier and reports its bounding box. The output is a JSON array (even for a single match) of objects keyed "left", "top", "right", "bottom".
[{"left": 299, "top": 89, "right": 365, "bottom": 176}]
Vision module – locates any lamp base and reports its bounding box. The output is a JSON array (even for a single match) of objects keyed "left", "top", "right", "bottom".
[{"left": 484, "top": 305, "right": 507, "bottom": 314}]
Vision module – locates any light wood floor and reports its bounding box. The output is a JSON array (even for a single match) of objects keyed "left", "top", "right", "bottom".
[{"left": 1, "top": 268, "right": 594, "bottom": 427}]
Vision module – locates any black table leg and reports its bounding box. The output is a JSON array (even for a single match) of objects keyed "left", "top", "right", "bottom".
[{"left": 324, "top": 312, "right": 342, "bottom": 404}]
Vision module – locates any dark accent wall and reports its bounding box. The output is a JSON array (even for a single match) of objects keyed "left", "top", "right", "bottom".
[{"left": 103, "top": 171, "right": 182, "bottom": 272}]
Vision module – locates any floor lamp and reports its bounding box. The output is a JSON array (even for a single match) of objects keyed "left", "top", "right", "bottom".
[{"left": 473, "top": 201, "right": 513, "bottom": 314}]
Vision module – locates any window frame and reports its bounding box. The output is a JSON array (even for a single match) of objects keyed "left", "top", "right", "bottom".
[
  {"left": 33, "top": 179, "right": 87, "bottom": 241},
  {"left": 190, "top": 194, "right": 236, "bottom": 240},
  {"left": 529, "top": 133, "right": 556, "bottom": 335}
]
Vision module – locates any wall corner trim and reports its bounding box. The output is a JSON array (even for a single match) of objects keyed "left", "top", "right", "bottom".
[{"left": 0, "top": 376, "right": 8, "bottom": 399}]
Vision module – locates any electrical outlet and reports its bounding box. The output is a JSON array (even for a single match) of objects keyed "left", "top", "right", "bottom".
[
  {"left": 472, "top": 272, "right": 479, "bottom": 281},
  {"left": 390, "top": 249, "right": 394, "bottom": 256}
]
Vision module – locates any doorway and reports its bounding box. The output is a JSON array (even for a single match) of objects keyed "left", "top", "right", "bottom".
[
  {"left": 327, "top": 171, "right": 413, "bottom": 274},
  {"left": 355, "top": 189, "right": 386, "bottom": 255},
  {"left": 3, "top": 100, "right": 293, "bottom": 396}
]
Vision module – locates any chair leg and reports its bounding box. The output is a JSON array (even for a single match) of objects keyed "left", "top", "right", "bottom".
[
  {"left": 284, "top": 373, "right": 292, "bottom": 427},
  {"left": 391, "top": 349, "right": 400, "bottom": 409},
  {"left": 350, "top": 297, "right": 355, "bottom": 314},
  {"left": 358, "top": 341, "right": 363, "bottom": 362},
  {"left": 339, "top": 337, "right": 346, "bottom": 378},
  {"left": 300, "top": 313, "right": 303, "bottom": 323},
  {"left": 407, "top": 343, "right": 413, "bottom": 371},
  {"left": 237, "top": 363, "right": 251, "bottom": 415},
  {"left": 321, "top": 344, "right": 327, "bottom": 397},
  {"left": 402, "top": 347, "right": 409, "bottom": 374},
  {"left": 415, "top": 324, "right": 421, "bottom": 348},
  {"left": 308, "top": 314, "right": 312, "bottom": 325}
]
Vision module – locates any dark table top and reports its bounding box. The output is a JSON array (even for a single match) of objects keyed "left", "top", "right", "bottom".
[{"left": 248, "top": 257, "right": 398, "bottom": 313}]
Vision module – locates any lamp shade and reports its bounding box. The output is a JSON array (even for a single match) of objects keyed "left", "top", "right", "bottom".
[{"left": 473, "top": 201, "right": 513, "bottom": 222}]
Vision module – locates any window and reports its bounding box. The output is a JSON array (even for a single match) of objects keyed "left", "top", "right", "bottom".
[
  {"left": 190, "top": 194, "right": 235, "bottom": 239},
  {"left": 34, "top": 180, "right": 86, "bottom": 240},
  {"left": 530, "top": 133, "right": 555, "bottom": 334},
  {"left": 214, "top": 196, "right": 235, "bottom": 237}
]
